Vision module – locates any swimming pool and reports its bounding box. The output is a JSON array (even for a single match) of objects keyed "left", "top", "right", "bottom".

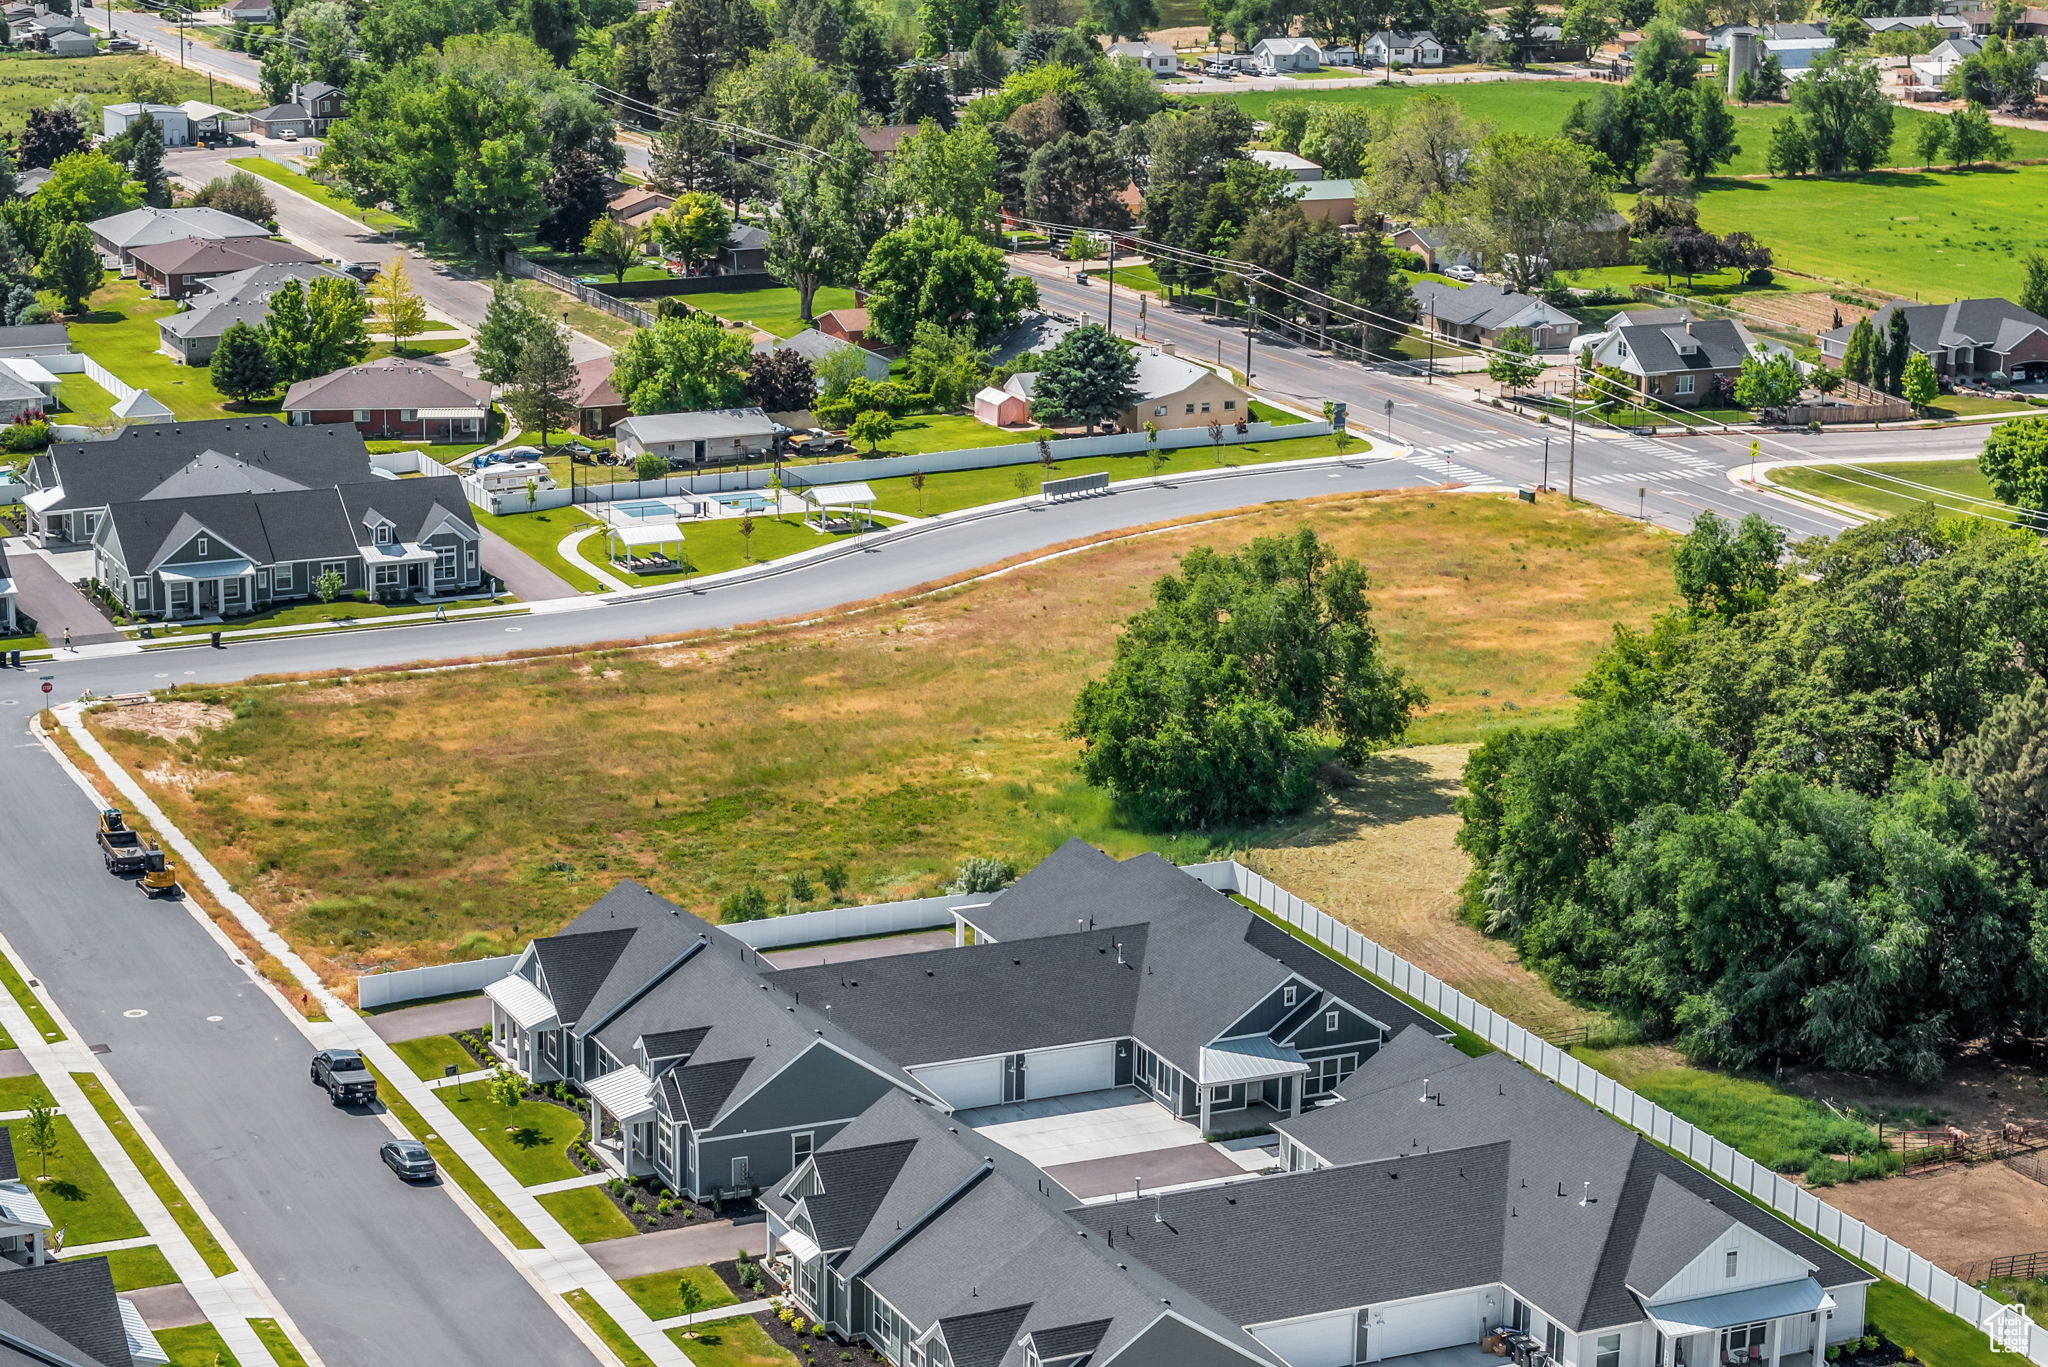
[
  {"left": 718, "top": 493, "right": 772, "bottom": 513},
  {"left": 610, "top": 498, "right": 680, "bottom": 520}
]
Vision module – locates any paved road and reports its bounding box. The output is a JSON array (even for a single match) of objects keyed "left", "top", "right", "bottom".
[{"left": 0, "top": 738, "right": 600, "bottom": 1367}]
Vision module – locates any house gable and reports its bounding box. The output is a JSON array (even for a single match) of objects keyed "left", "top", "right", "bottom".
[
  {"left": 1643, "top": 1222, "right": 1815, "bottom": 1305},
  {"left": 707, "top": 1040, "right": 902, "bottom": 1137}
]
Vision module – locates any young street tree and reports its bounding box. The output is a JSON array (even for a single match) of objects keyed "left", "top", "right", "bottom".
[
  {"left": 20, "top": 1098, "right": 57, "bottom": 1179},
  {"left": 1028, "top": 324, "right": 1138, "bottom": 433},
  {"left": 370, "top": 256, "right": 430, "bottom": 354},
  {"left": 1978, "top": 414, "right": 2048, "bottom": 521},
  {"left": 1485, "top": 327, "right": 1543, "bottom": 394},
  {"left": 209, "top": 320, "right": 279, "bottom": 405},
  {"left": 1068, "top": 527, "right": 1424, "bottom": 830},
  {"left": 505, "top": 323, "right": 579, "bottom": 449}
]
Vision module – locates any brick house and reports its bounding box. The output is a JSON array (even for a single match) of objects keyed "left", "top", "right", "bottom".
[{"left": 282, "top": 358, "right": 494, "bottom": 441}]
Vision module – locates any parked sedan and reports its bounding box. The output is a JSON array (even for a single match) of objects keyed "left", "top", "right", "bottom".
[{"left": 379, "top": 1139, "right": 437, "bottom": 1182}]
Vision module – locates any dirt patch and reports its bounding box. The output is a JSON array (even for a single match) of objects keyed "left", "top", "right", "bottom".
[
  {"left": 1739, "top": 289, "right": 1877, "bottom": 336},
  {"left": 1249, "top": 743, "right": 1605, "bottom": 1039},
  {"left": 1825, "top": 1160, "right": 2048, "bottom": 1277},
  {"left": 94, "top": 701, "right": 230, "bottom": 744},
  {"left": 1784, "top": 1042, "right": 2048, "bottom": 1134}
]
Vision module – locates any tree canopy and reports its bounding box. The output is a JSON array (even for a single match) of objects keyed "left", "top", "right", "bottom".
[
  {"left": 1068, "top": 527, "right": 1424, "bottom": 830},
  {"left": 859, "top": 215, "right": 1038, "bottom": 347}
]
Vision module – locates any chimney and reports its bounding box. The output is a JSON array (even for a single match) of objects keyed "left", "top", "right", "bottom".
[{"left": 1685, "top": 318, "right": 1695, "bottom": 334}]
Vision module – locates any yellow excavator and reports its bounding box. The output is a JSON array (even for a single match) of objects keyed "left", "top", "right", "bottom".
[{"left": 136, "top": 841, "right": 180, "bottom": 899}]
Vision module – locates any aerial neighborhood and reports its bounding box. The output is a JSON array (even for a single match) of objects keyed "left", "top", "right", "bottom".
[{"left": 5, "top": 0, "right": 2048, "bottom": 1365}]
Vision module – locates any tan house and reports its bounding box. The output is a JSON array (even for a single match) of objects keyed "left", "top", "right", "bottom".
[
  {"left": 608, "top": 187, "right": 676, "bottom": 233},
  {"left": 1120, "top": 348, "right": 1254, "bottom": 430}
]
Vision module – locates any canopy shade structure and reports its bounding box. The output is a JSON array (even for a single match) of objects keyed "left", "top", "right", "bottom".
[
  {"left": 1647, "top": 1280, "right": 1834, "bottom": 1337},
  {"left": 613, "top": 522, "right": 686, "bottom": 550},
  {"left": 586, "top": 1063, "right": 657, "bottom": 1124},
  {"left": 485, "top": 974, "right": 559, "bottom": 1030},
  {"left": 156, "top": 558, "right": 254, "bottom": 582},
  {"left": 1202, "top": 1036, "right": 1310, "bottom": 1085},
  {"left": 804, "top": 481, "right": 876, "bottom": 508}
]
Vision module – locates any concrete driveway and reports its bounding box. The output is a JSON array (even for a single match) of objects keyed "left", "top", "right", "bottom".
[
  {"left": 4, "top": 544, "right": 122, "bottom": 645},
  {"left": 956, "top": 1088, "right": 1203, "bottom": 1166},
  {"left": 478, "top": 526, "right": 582, "bottom": 601}
]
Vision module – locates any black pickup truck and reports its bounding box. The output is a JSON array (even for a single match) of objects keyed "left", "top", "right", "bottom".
[
  {"left": 311, "top": 1049, "right": 379, "bottom": 1106},
  {"left": 96, "top": 810, "right": 148, "bottom": 875}
]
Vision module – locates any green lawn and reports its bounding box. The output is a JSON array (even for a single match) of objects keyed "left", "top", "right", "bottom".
[
  {"left": 669, "top": 1315, "right": 800, "bottom": 1367},
  {"left": 1766, "top": 458, "right": 2007, "bottom": 523},
  {"left": 1692, "top": 166, "right": 2048, "bottom": 301},
  {"left": 368, "top": 1065, "right": 542, "bottom": 1250},
  {"left": 151, "top": 1323, "right": 241, "bottom": 1367},
  {"left": 1869, "top": 1283, "right": 2010, "bottom": 1367},
  {"left": 366, "top": 338, "right": 467, "bottom": 361},
  {"left": 520, "top": 244, "right": 672, "bottom": 284},
  {"left": 100, "top": 1244, "right": 179, "bottom": 1292},
  {"left": 473, "top": 507, "right": 609, "bottom": 594},
  {"left": 684, "top": 285, "right": 857, "bottom": 339},
  {"left": 0, "top": 53, "right": 255, "bottom": 134},
  {"left": 0, "top": 951, "right": 59, "bottom": 1043},
  {"left": 197, "top": 592, "right": 517, "bottom": 632},
  {"left": 618, "top": 1265, "right": 740, "bottom": 1321},
  {"left": 21, "top": 1116, "right": 147, "bottom": 1245},
  {"left": 437, "top": 1090, "right": 585, "bottom": 1185},
  {"left": 71, "top": 1074, "right": 234, "bottom": 1276},
  {"left": 1924, "top": 394, "right": 2044, "bottom": 419},
  {"left": 248, "top": 1319, "right": 312, "bottom": 1367},
  {"left": 564, "top": 1291, "right": 656, "bottom": 1367},
  {"left": 389, "top": 1034, "right": 478, "bottom": 1081},
  {"left": 226, "top": 157, "right": 411, "bottom": 235},
  {"left": 1105, "top": 264, "right": 1165, "bottom": 294},
  {"left": 1202, "top": 79, "right": 2048, "bottom": 178},
  {"left": 538, "top": 1185, "right": 638, "bottom": 1242},
  {"left": 0, "top": 1076, "right": 49, "bottom": 1112},
  {"left": 365, "top": 441, "right": 488, "bottom": 463},
  {"left": 874, "top": 412, "right": 1054, "bottom": 456},
  {"left": 602, "top": 513, "right": 833, "bottom": 585},
  {"left": 54, "top": 374, "right": 117, "bottom": 427},
  {"left": 862, "top": 431, "right": 1371, "bottom": 517},
  {"left": 67, "top": 280, "right": 251, "bottom": 423}
]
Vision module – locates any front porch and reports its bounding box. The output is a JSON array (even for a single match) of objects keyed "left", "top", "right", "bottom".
[
  {"left": 584, "top": 1065, "right": 658, "bottom": 1179},
  {"left": 1652, "top": 1278, "right": 1834, "bottom": 1367}
]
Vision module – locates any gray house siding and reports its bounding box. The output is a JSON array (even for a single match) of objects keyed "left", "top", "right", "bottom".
[
  {"left": 1219, "top": 984, "right": 1303, "bottom": 1039},
  {"left": 699, "top": 1124, "right": 859, "bottom": 1197},
  {"left": 1288, "top": 999, "right": 1383, "bottom": 1052},
  {"left": 711, "top": 1046, "right": 898, "bottom": 1136}
]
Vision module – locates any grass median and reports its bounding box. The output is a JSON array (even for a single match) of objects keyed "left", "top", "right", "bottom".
[
  {"left": 0, "top": 944, "right": 61, "bottom": 1043},
  {"left": 248, "top": 1319, "right": 312, "bottom": 1367},
  {"left": 564, "top": 1290, "right": 657, "bottom": 1367},
  {"left": 152, "top": 1323, "right": 241, "bottom": 1367},
  {"left": 71, "top": 1073, "right": 235, "bottom": 1277},
  {"left": 226, "top": 157, "right": 411, "bottom": 235},
  {"left": 1767, "top": 459, "right": 2004, "bottom": 523}
]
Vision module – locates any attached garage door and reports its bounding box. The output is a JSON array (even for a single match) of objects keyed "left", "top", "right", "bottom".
[
  {"left": 1253, "top": 1313, "right": 1355, "bottom": 1367},
  {"left": 1024, "top": 1042, "right": 1116, "bottom": 1099},
  {"left": 1376, "top": 1292, "right": 1479, "bottom": 1360},
  {"left": 912, "top": 1058, "right": 1002, "bottom": 1109}
]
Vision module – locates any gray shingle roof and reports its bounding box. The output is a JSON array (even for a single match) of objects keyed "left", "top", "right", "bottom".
[
  {"left": 28, "top": 420, "right": 372, "bottom": 514},
  {"left": 0, "top": 1258, "right": 132, "bottom": 1367},
  {"left": 1820, "top": 297, "right": 2048, "bottom": 358},
  {"left": 282, "top": 358, "right": 491, "bottom": 414},
  {"left": 1606, "top": 316, "right": 1751, "bottom": 374},
  {"left": 639, "top": 1027, "right": 709, "bottom": 1061},
  {"left": 802, "top": 1137, "right": 920, "bottom": 1250},
  {"left": 0, "top": 324, "right": 69, "bottom": 354},
  {"left": 1412, "top": 279, "right": 1572, "bottom": 332},
  {"left": 937, "top": 1304, "right": 1032, "bottom": 1367},
  {"left": 532, "top": 924, "right": 640, "bottom": 1026},
  {"left": 1273, "top": 1029, "right": 1864, "bottom": 1331},
  {"left": 659, "top": 1057, "right": 753, "bottom": 1126}
]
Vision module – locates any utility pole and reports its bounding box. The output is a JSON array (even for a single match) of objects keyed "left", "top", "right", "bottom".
[
  {"left": 1541, "top": 434, "right": 1550, "bottom": 493},
  {"left": 1245, "top": 297, "right": 1256, "bottom": 384},
  {"left": 1106, "top": 236, "right": 1116, "bottom": 336},
  {"left": 1566, "top": 372, "right": 1578, "bottom": 503}
]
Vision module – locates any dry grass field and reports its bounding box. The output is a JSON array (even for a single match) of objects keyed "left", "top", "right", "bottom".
[{"left": 87, "top": 490, "right": 1674, "bottom": 988}]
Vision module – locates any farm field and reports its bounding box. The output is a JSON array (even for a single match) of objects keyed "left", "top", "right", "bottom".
[
  {"left": 1693, "top": 167, "right": 2048, "bottom": 301},
  {"left": 86, "top": 490, "right": 1675, "bottom": 982},
  {"left": 0, "top": 53, "right": 255, "bottom": 133},
  {"left": 1201, "top": 80, "right": 2048, "bottom": 178}
]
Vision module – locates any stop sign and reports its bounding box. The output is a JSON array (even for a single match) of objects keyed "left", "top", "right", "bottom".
[{"left": 40, "top": 682, "right": 51, "bottom": 695}]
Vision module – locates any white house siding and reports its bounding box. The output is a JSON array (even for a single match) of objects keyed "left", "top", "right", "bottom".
[
  {"left": 1023, "top": 1042, "right": 1116, "bottom": 1099},
  {"left": 911, "top": 1057, "right": 1003, "bottom": 1109},
  {"left": 1253, "top": 1312, "right": 1355, "bottom": 1367},
  {"left": 1374, "top": 1290, "right": 1482, "bottom": 1359},
  {"left": 1648, "top": 1225, "right": 1812, "bottom": 1304}
]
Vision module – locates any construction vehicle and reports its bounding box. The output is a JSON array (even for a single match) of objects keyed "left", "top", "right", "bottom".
[
  {"left": 95, "top": 810, "right": 148, "bottom": 875},
  {"left": 136, "top": 842, "right": 179, "bottom": 898}
]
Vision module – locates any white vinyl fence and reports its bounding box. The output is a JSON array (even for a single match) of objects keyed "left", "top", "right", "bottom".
[
  {"left": 1177, "top": 860, "right": 2048, "bottom": 1364},
  {"left": 721, "top": 893, "right": 972, "bottom": 950},
  {"left": 357, "top": 954, "right": 519, "bottom": 1010},
  {"left": 459, "top": 419, "right": 1332, "bottom": 516}
]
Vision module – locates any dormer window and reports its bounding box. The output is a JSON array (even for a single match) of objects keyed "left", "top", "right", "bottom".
[
  {"left": 1325, "top": 1009, "right": 1340, "bottom": 1032},
  {"left": 196, "top": 535, "right": 209, "bottom": 556},
  {"left": 1283, "top": 984, "right": 1298, "bottom": 1006},
  {"left": 374, "top": 523, "right": 391, "bottom": 544}
]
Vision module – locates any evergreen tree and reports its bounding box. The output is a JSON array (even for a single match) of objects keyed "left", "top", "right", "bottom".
[
  {"left": 505, "top": 323, "right": 578, "bottom": 448},
  {"left": 1840, "top": 315, "right": 1877, "bottom": 386},
  {"left": 1684, "top": 82, "right": 1739, "bottom": 179},
  {"left": 1501, "top": 0, "right": 1542, "bottom": 66},
  {"left": 894, "top": 63, "right": 955, "bottom": 128},
  {"left": 1942, "top": 677, "right": 2048, "bottom": 883},
  {"left": 209, "top": 321, "right": 279, "bottom": 405},
  {"left": 128, "top": 113, "right": 170, "bottom": 208},
  {"left": 840, "top": 19, "right": 896, "bottom": 117},
  {"left": 1030, "top": 323, "right": 1138, "bottom": 433},
  {"left": 475, "top": 278, "right": 553, "bottom": 386},
  {"left": 2020, "top": 253, "right": 2048, "bottom": 320},
  {"left": 1882, "top": 306, "right": 1914, "bottom": 394}
]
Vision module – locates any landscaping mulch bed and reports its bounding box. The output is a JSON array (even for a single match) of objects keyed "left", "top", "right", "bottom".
[
  {"left": 580, "top": 1175, "right": 762, "bottom": 1234},
  {"left": 707, "top": 1259, "right": 754, "bottom": 1303},
  {"left": 1830, "top": 1331, "right": 1906, "bottom": 1367},
  {"left": 755, "top": 1306, "right": 843, "bottom": 1363}
]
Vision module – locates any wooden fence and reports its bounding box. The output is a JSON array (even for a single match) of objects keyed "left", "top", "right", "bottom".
[{"left": 502, "top": 251, "right": 654, "bottom": 328}]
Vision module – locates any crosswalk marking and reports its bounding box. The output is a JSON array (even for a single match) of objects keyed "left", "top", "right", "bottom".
[{"left": 1403, "top": 456, "right": 1492, "bottom": 484}]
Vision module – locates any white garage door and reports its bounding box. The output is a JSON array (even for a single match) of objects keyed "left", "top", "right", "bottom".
[
  {"left": 1025, "top": 1042, "right": 1116, "bottom": 1099},
  {"left": 912, "top": 1058, "right": 1002, "bottom": 1109},
  {"left": 1377, "top": 1293, "right": 1478, "bottom": 1359},
  {"left": 1253, "top": 1313, "right": 1354, "bottom": 1367}
]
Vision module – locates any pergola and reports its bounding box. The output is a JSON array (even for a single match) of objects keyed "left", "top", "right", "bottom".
[
  {"left": 605, "top": 521, "right": 686, "bottom": 571},
  {"left": 801, "top": 481, "right": 877, "bottom": 531}
]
